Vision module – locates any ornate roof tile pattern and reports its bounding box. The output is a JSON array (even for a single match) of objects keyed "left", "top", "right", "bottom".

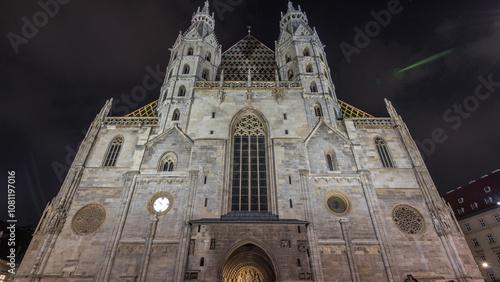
[{"left": 217, "top": 35, "right": 277, "bottom": 81}]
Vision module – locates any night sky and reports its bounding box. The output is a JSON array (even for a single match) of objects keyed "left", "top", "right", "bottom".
[{"left": 1, "top": 0, "right": 499, "bottom": 225}]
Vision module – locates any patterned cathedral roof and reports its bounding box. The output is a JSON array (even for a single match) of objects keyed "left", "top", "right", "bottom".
[{"left": 217, "top": 35, "right": 277, "bottom": 81}]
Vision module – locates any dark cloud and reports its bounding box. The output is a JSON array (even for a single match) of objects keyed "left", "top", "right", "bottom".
[{"left": 1, "top": 0, "right": 499, "bottom": 225}]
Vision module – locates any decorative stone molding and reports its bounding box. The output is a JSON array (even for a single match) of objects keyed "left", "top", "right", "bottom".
[
  {"left": 352, "top": 118, "right": 394, "bottom": 129},
  {"left": 103, "top": 117, "right": 159, "bottom": 126}
]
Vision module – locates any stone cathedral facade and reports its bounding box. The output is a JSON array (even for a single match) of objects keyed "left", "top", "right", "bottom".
[{"left": 17, "top": 2, "right": 483, "bottom": 282}]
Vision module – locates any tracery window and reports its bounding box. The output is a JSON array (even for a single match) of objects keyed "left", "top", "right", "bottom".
[
  {"left": 231, "top": 112, "right": 268, "bottom": 212},
  {"left": 103, "top": 135, "right": 123, "bottom": 167},
  {"left": 160, "top": 152, "right": 177, "bottom": 172},
  {"left": 310, "top": 81, "right": 318, "bottom": 92},
  {"left": 183, "top": 64, "right": 190, "bottom": 74},
  {"left": 306, "top": 64, "right": 313, "bottom": 73},
  {"left": 375, "top": 137, "right": 394, "bottom": 168},
  {"left": 172, "top": 109, "right": 180, "bottom": 121},
  {"left": 178, "top": 85, "right": 186, "bottom": 97},
  {"left": 314, "top": 104, "right": 323, "bottom": 117},
  {"left": 303, "top": 47, "right": 310, "bottom": 56},
  {"left": 187, "top": 47, "right": 194, "bottom": 55},
  {"left": 202, "top": 68, "right": 209, "bottom": 80}
]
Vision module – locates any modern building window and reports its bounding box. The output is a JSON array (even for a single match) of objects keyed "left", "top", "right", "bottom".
[
  {"left": 495, "top": 251, "right": 500, "bottom": 260},
  {"left": 314, "top": 104, "right": 323, "bottom": 117},
  {"left": 183, "top": 64, "right": 190, "bottom": 74},
  {"left": 187, "top": 47, "right": 194, "bottom": 55},
  {"left": 484, "top": 186, "right": 491, "bottom": 193},
  {"left": 326, "top": 153, "right": 335, "bottom": 171},
  {"left": 471, "top": 202, "right": 478, "bottom": 210},
  {"left": 178, "top": 85, "right": 186, "bottom": 97},
  {"left": 457, "top": 197, "right": 464, "bottom": 204},
  {"left": 487, "top": 234, "right": 495, "bottom": 243},
  {"left": 231, "top": 112, "right": 268, "bottom": 212},
  {"left": 288, "top": 69, "right": 294, "bottom": 80},
  {"left": 458, "top": 207, "right": 465, "bottom": 215},
  {"left": 172, "top": 109, "right": 180, "bottom": 121},
  {"left": 375, "top": 137, "right": 394, "bottom": 168},
  {"left": 306, "top": 64, "right": 313, "bottom": 73},
  {"left": 202, "top": 68, "right": 209, "bottom": 80},
  {"left": 303, "top": 47, "right": 310, "bottom": 56},
  {"left": 472, "top": 238, "right": 479, "bottom": 246},
  {"left": 485, "top": 197, "right": 493, "bottom": 204},
  {"left": 465, "top": 223, "right": 471, "bottom": 231},
  {"left": 103, "top": 135, "right": 123, "bottom": 167},
  {"left": 206, "top": 52, "right": 211, "bottom": 62},
  {"left": 480, "top": 255, "right": 486, "bottom": 261},
  {"left": 488, "top": 273, "right": 496, "bottom": 282},
  {"left": 495, "top": 214, "right": 500, "bottom": 222},
  {"left": 310, "top": 81, "right": 318, "bottom": 92},
  {"left": 479, "top": 219, "right": 486, "bottom": 227}
]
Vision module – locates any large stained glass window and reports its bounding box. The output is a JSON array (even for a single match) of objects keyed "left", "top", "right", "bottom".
[{"left": 232, "top": 112, "right": 268, "bottom": 212}]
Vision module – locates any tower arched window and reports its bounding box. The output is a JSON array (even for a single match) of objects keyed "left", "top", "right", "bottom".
[
  {"left": 205, "top": 52, "right": 211, "bottom": 62},
  {"left": 159, "top": 152, "right": 177, "bottom": 172},
  {"left": 314, "top": 104, "right": 323, "bottom": 117},
  {"left": 172, "top": 109, "right": 180, "bottom": 121},
  {"left": 202, "top": 68, "right": 209, "bottom": 80},
  {"left": 187, "top": 47, "right": 194, "bottom": 55},
  {"left": 375, "top": 137, "right": 394, "bottom": 168},
  {"left": 285, "top": 52, "right": 291, "bottom": 63},
  {"left": 310, "top": 81, "right": 318, "bottom": 92},
  {"left": 178, "top": 86, "right": 186, "bottom": 97},
  {"left": 326, "top": 152, "right": 335, "bottom": 171},
  {"left": 288, "top": 69, "right": 294, "bottom": 80},
  {"left": 306, "top": 64, "right": 313, "bottom": 73},
  {"left": 200, "top": 258, "right": 205, "bottom": 266},
  {"left": 103, "top": 135, "right": 123, "bottom": 167},
  {"left": 231, "top": 112, "right": 268, "bottom": 212},
  {"left": 303, "top": 47, "right": 310, "bottom": 56},
  {"left": 183, "top": 64, "right": 190, "bottom": 74}
]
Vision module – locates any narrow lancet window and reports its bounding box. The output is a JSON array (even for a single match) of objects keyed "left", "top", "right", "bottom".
[
  {"left": 103, "top": 136, "right": 123, "bottom": 167},
  {"left": 375, "top": 137, "right": 394, "bottom": 168},
  {"left": 178, "top": 86, "right": 186, "bottom": 97},
  {"left": 326, "top": 153, "right": 335, "bottom": 171},
  {"left": 314, "top": 104, "right": 323, "bottom": 117},
  {"left": 172, "top": 109, "right": 180, "bottom": 121},
  {"left": 231, "top": 112, "right": 268, "bottom": 212},
  {"left": 310, "top": 81, "right": 318, "bottom": 92},
  {"left": 183, "top": 64, "right": 190, "bottom": 74}
]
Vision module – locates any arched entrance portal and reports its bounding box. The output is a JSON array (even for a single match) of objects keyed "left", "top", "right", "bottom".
[{"left": 222, "top": 244, "right": 276, "bottom": 282}]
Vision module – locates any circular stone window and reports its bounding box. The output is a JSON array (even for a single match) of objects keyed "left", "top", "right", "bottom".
[
  {"left": 71, "top": 204, "right": 106, "bottom": 236},
  {"left": 324, "top": 193, "right": 350, "bottom": 215},
  {"left": 392, "top": 204, "right": 425, "bottom": 235},
  {"left": 147, "top": 191, "right": 174, "bottom": 216}
]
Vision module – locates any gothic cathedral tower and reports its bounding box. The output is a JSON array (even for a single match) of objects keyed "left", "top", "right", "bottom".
[{"left": 17, "top": 2, "right": 483, "bottom": 281}]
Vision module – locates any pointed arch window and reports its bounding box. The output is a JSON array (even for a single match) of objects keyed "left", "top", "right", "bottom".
[
  {"left": 187, "top": 47, "right": 194, "bottom": 55},
  {"left": 172, "top": 109, "right": 180, "bottom": 121},
  {"left": 306, "top": 64, "right": 313, "bottom": 73},
  {"left": 178, "top": 85, "right": 186, "bottom": 97},
  {"left": 288, "top": 69, "right": 294, "bottom": 80},
  {"left": 160, "top": 152, "right": 177, "bottom": 172},
  {"left": 310, "top": 81, "right": 318, "bottom": 92},
  {"left": 205, "top": 52, "right": 211, "bottom": 62},
  {"left": 103, "top": 136, "right": 123, "bottom": 167},
  {"left": 285, "top": 52, "right": 291, "bottom": 63},
  {"left": 202, "top": 68, "right": 209, "bottom": 80},
  {"left": 375, "top": 137, "right": 394, "bottom": 168},
  {"left": 326, "top": 152, "right": 335, "bottom": 171},
  {"left": 231, "top": 112, "right": 268, "bottom": 212},
  {"left": 183, "top": 64, "right": 190, "bottom": 74},
  {"left": 303, "top": 47, "right": 310, "bottom": 56},
  {"left": 314, "top": 104, "right": 323, "bottom": 117}
]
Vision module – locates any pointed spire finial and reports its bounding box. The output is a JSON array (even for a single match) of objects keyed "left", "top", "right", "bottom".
[
  {"left": 247, "top": 25, "right": 252, "bottom": 35},
  {"left": 202, "top": 0, "right": 210, "bottom": 13}
]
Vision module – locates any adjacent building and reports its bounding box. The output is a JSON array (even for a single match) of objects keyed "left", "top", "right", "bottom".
[
  {"left": 16, "top": 2, "right": 483, "bottom": 281},
  {"left": 443, "top": 170, "right": 500, "bottom": 282}
]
